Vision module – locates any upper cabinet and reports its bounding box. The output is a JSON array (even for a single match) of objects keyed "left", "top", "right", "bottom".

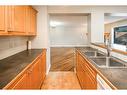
[
  {"left": 0, "top": 6, "right": 7, "bottom": 35},
  {"left": 0, "top": 6, "right": 37, "bottom": 36},
  {"left": 7, "top": 6, "right": 26, "bottom": 35},
  {"left": 30, "top": 7, "right": 37, "bottom": 35},
  {"left": 26, "top": 6, "right": 37, "bottom": 36}
]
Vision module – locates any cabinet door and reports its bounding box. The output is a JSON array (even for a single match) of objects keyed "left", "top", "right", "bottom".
[
  {"left": 30, "top": 58, "right": 41, "bottom": 89},
  {"left": 81, "top": 65, "right": 96, "bottom": 89},
  {"left": 0, "top": 6, "right": 6, "bottom": 34},
  {"left": 29, "top": 7, "right": 37, "bottom": 35},
  {"left": 25, "top": 6, "right": 31, "bottom": 35},
  {"left": 8, "top": 6, "right": 26, "bottom": 34},
  {"left": 76, "top": 52, "right": 97, "bottom": 89},
  {"left": 26, "top": 6, "right": 37, "bottom": 36},
  {"left": 40, "top": 53, "right": 46, "bottom": 84},
  {"left": 12, "top": 73, "right": 29, "bottom": 89},
  {"left": 76, "top": 52, "right": 85, "bottom": 88}
]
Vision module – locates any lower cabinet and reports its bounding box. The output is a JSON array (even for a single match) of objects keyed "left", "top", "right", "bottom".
[
  {"left": 4, "top": 50, "right": 46, "bottom": 89},
  {"left": 40, "top": 51, "right": 46, "bottom": 85},
  {"left": 12, "top": 73, "right": 29, "bottom": 89},
  {"left": 29, "top": 57, "right": 41, "bottom": 89},
  {"left": 76, "top": 51, "right": 97, "bottom": 89}
]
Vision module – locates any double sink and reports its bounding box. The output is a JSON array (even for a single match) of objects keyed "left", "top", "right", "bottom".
[{"left": 82, "top": 47, "right": 127, "bottom": 68}]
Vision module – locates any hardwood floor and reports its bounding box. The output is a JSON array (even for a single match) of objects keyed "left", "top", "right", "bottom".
[
  {"left": 41, "top": 72, "right": 81, "bottom": 89},
  {"left": 41, "top": 48, "right": 81, "bottom": 89},
  {"left": 50, "top": 47, "right": 75, "bottom": 71}
]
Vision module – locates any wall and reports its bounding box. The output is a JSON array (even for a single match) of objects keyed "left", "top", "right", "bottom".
[
  {"left": 50, "top": 16, "right": 88, "bottom": 47},
  {"left": 91, "top": 12, "right": 104, "bottom": 43},
  {"left": 105, "top": 19, "right": 127, "bottom": 33},
  {"left": 87, "top": 14, "right": 91, "bottom": 45},
  {"left": 31, "top": 6, "right": 50, "bottom": 74},
  {"left": 0, "top": 37, "right": 28, "bottom": 60},
  {"left": 48, "top": 6, "right": 127, "bottom": 43}
]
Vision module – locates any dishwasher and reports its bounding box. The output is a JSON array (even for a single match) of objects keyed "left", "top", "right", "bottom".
[{"left": 97, "top": 74, "right": 112, "bottom": 90}]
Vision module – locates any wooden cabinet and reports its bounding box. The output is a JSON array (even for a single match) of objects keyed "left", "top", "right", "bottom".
[
  {"left": 29, "top": 7, "right": 37, "bottom": 35},
  {"left": 0, "top": 6, "right": 7, "bottom": 35},
  {"left": 76, "top": 51, "right": 97, "bottom": 89},
  {"left": 30, "top": 58, "right": 41, "bottom": 89},
  {"left": 4, "top": 50, "right": 46, "bottom": 89},
  {"left": 0, "top": 5, "right": 37, "bottom": 36},
  {"left": 26, "top": 6, "right": 37, "bottom": 36},
  {"left": 12, "top": 73, "right": 29, "bottom": 89},
  {"left": 39, "top": 51, "right": 46, "bottom": 85},
  {"left": 7, "top": 6, "right": 26, "bottom": 35}
]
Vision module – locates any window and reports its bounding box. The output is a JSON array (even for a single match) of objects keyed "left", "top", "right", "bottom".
[{"left": 114, "top": 26, "right": 127, "bottom": 45}]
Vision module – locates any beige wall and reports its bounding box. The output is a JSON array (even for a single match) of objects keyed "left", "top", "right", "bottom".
[
  {"left": 105, "top": 19, "right": 127, "bottom": 33},
  {"left": 31, "top": 6, "right": 51, "bottom": 74}
]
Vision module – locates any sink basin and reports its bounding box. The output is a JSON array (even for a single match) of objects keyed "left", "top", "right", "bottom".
[
  {"left": 90, "top": 57, "right": 127, "bottom": 68},
  {"left": 83, "top": 51, "right": 105, "bottom": 57}
]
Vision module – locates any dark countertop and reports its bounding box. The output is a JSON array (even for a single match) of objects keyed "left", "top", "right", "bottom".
[
  {"left": 76, "top": 47, "right": 127, "bottom": 89},
  {"left": 0, "top": 49, "right": 43, "bottom": 89}
]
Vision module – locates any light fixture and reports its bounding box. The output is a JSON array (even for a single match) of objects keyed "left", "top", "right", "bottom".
[{"left": 50, "top": 21, "right": 63, "bottom": 27}]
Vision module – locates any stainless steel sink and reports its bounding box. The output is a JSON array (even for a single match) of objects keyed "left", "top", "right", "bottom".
[
  {"left": 83, "top": 51, "right": 105, "bottom": 57},
  {"left": 90, "top": 57, "right": 127, "bottom": 68}
]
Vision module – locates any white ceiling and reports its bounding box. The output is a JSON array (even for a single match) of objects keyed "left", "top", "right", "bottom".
[
  {"left": 104, "top": 13, "right": 127, "bottom": 24},
  {"left": 104, "top": 16, "right": 127, "bottom": 24}
]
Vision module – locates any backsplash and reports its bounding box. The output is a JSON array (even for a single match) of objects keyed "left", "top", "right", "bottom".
[{"left": 0, "top": 37, "right": 28, "bottom": 60}]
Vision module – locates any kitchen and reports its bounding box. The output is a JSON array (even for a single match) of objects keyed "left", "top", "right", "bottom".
[{"left": 1, "top": 5, "right": 127, "bottom": 91}]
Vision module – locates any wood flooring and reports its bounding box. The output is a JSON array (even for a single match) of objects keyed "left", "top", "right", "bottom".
[
  {"left": 50, "top": 47, "right": 75, "bottom": 71},
  {"left": 41, "top": 72, "right": 81, "bottom": 89}
]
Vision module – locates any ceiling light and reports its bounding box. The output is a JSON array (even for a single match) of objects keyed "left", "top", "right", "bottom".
[{"left": 50, "top": 21, "right": 63, "bottom": 27}]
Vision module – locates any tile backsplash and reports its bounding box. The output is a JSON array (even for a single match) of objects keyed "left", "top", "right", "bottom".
[{"left": 0, "top": 37, "right": 28, "bottom": 60}]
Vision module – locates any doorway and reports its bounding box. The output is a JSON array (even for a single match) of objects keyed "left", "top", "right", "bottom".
[{"left": 49, "top": 14, "right": 89, "bottom": 71}]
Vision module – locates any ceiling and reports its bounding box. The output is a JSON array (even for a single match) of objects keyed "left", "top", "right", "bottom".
[{"left": 104, "top": 13, "right": 127, "bottom": 24}]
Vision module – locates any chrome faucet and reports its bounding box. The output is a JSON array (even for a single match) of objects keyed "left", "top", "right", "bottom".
[{"left": 106, "top": 39, "right": 111, "bottom": 57}]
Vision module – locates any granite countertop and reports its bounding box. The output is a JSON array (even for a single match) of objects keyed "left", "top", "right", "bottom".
[
  {"left": 0, "top": 49, "right": 43, "bottom": 89},
  {"left": 76, "top": 47, "right": 127, "bottom": 89}
]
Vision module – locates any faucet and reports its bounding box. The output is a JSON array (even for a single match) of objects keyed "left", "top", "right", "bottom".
[{"left": 106, "top": 39, "right": 112, "bottom": 57}]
